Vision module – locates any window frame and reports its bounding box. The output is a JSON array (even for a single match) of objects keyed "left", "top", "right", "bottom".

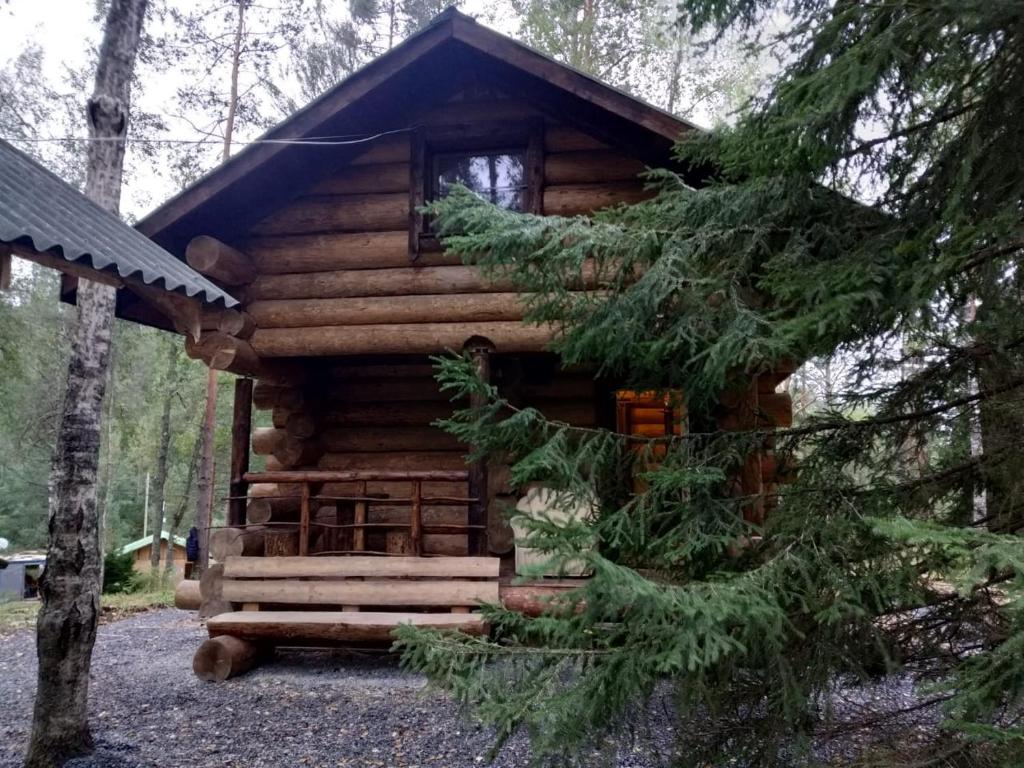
[{"left": 409, "top": 118, "right": 544, "bottom": 261}]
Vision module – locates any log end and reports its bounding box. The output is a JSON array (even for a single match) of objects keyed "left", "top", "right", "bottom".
[{"left": 193, "top": 635, "right": 260, "bottom": 682}]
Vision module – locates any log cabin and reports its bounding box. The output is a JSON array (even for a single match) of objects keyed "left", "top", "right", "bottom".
[{"left": 6, "top": 9, "right": 795, "bottom": 674}]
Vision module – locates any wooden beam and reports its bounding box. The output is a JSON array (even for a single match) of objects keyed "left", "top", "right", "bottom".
[
  {"left": 228, "top": 377, "right": 254, "bottom": 526},
  {"left": 206, "top": 610, "right": 487, "bottom": 643},
  {"left": 186, "top": 235, "right": 255, "bottom": 286},
  {"left": 221, "top": 577, "right": 500, "bottom": 606},
  {"left": 223, "top": 555, "right": 499, "bottom": 579},
  {"left": 185, "top": 331, "right": 263, "bottom": 377}
]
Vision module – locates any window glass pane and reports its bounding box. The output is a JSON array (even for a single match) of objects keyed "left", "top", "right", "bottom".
[{"left": 435, "top": 152, "right": 525, "bottom": 211}]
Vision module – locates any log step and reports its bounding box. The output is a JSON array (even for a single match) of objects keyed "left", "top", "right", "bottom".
[{"left": 207, "top": 610, "right": 487, "bottom": 643}]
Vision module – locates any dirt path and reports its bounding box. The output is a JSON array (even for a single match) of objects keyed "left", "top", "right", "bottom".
[{"left": 0, "top": 608, "right": 675, "bottom": 767}]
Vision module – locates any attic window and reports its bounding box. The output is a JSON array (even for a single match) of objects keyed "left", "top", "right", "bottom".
[
  {"left": 433, "top": 151, "right": 526, "bottom": 211},
  {"left": 409, "top": 119, "right": 544, "bottom": 261}
]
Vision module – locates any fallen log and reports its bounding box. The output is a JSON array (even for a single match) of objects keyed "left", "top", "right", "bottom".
[
  {"left": 173, "top": 579, "right": 201, "bottom": 611},
  {"left": 193, "top": 635, "right": 261, "bottom": 682}
]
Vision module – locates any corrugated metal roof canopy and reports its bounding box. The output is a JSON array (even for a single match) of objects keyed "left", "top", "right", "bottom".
[{"left": 0, "top": 139, "right": 237, "bottom": 307}]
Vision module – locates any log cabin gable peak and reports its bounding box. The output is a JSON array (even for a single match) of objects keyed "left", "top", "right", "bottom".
[{"left": 136, "top": 7, "right": 702, "bottom": 259}]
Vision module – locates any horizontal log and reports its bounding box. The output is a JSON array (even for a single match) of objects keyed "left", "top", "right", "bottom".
[
  {"left": 544, "top": 125, "right": 607, "bottom": 152},
  {"left": 221, "top": 578, "right": 499, "bottom": 606},
  {"left": 207, "top": 610, "right": 486, "bottom": 644},
  {"left": 543, "top": 182, "right": 654, "bottom": 216},
  {"left": 244, "top": 231, "right": 460, "bottom": 274},
  {"left": 210, "top": 526, "right": 267, "bottom": 561},
  {"left": 251, "top": 321, "right": 554, "bottom": 356},
  {"left": 263, "top": 527, "right": 300, "bottom": 557},
  {"left": 252, "top": 382, "right": 303, "bottom": 410},
  {"left": 174, "top": 579, "right": 201, "bottom": 610},
  {"left": 285, "top": 411, "right": 318, "bottom": 439},
  {"left": 185, "top": 236, "right": 254, "bottom": 286},
  {"left": 500, "top": 583, "right": 585, "bottom": 617},
  {"left": 251, "top": 193, "right": 408, "bottom": 236},
  {"left": 252, "top": 428, "right": 286, "bottom": 456},
  {"left": 310, "top": 162, "right": 409, "bottom": 195},
  {"left": 193, "top": 635, "right": 260, "bottom": 682},
  {"left": 185, "top": 332, "right": 262, "bottom": 377},
  {"left": 246, "top": 265, "right": 518, "bottom": 301},
  {"left": 545, "top": 151, "right": 645, "bottom": 185},
  {"left": 224, "top": 555, "right": 497, "bottom": 579},
  {"left": 248, "top": 292, "right": 528, "bottom": 328},
  {"left": 321, "top": 426, "right": 464, "bottom": 453},
  {"left": 217, "top": 309, "right": 256, "bottom": 339},
  {"left": 273, "top": 436, "right": 324, "bottom": 468}
]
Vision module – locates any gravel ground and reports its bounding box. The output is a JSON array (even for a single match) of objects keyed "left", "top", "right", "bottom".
[{"left": 0, "top": 608, "right": 678, "bottom": 768}]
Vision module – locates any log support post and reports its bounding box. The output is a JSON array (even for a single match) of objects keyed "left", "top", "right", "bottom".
[
  {"left": 228, "top": 378, "right": 254, "bottom": 527},
  {"left": 466, "top": 338, "right": 494, "bottom": 555}
]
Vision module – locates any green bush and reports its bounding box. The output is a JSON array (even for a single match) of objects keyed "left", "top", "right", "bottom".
[{"left": 102, "top": 550, "right": 139, "bottom": 594}]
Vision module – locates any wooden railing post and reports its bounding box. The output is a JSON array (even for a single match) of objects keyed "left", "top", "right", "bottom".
[
  {"left": 353, "top": 480, "right": 367, "bottom": 552},
  {"left": 228, "top": 377, "right": 254, "bottom": 527}
]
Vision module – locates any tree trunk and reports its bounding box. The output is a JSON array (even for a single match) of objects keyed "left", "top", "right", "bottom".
[
  {"left": 165, "top": 419, "right": 203, "bottom": 578},
  {"left": 25, "top": 2, "right": 149, "bottom": 766},
  {"left": 974, "top": 267, "right": 1024, "bottom": 532},
  {"left": 193, "top": 0, "right": 245, "bottom": 578},
  {"left": 149, "top": 346, "right": 177, "bottom": 576}
]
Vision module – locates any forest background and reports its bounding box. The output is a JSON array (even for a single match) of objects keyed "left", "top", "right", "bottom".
[{"left": 0, "top": 0, "right": 798, "bottom": 556}]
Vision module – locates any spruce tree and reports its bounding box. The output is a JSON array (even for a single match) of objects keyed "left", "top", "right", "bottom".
[{"left": 396, "top": 2, "right": 1024, "bottom": 765}]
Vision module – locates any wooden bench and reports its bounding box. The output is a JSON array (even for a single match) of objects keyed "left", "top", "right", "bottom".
[{"left": 196, "top": 555, "right": 499, "bottom": 680}]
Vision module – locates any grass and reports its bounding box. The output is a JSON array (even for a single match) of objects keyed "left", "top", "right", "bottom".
[{"left": 0, "top": 588, "right": 175, "bottom": 636}]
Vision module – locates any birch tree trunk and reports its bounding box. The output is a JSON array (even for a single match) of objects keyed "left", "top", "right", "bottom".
[
  {"left": 25, "top": 1, "right": 149, "bottom": 766},
  {"left": 148, "top": 376, "right": 174, "bottom": 576}
]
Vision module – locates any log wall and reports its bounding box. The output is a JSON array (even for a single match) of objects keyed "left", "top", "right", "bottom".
[{"left": 235, "top": 94, "right": 653, "bottom": 359}]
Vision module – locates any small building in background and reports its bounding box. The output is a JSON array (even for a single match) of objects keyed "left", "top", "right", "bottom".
[
  {"left": 116, "top": 532, "right": 188, "bottom": 582},
  {"left": 0, "top": 552, "right": 46, "bottom": 601}
]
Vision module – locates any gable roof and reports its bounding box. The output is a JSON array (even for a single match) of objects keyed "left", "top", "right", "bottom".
[
  {"left": 137, "top": 7, "right": 699, "bottom": 254},
  {"left": 0, "top": 139, "right": 236, "bottom": 308},
  {"left": 116, "top": 531, "right": 188, "bottom": 556}
]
